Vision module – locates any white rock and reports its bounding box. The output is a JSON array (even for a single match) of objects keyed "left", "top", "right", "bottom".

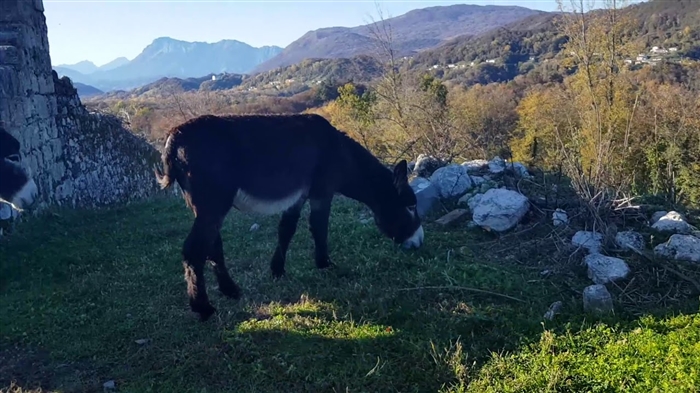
[
  {"left": 511, "top": 162, "right": 532, "bottom": 178},
  {"left": 0, "top": 203, "right": 12, "bottom": 220},
  {"left": 585, "top": 253, "right": 631, "bottom": 284},
  {"left": 552, "top": 208, "right": 568, "bottom": 227},
  {"left": 461, "top": 159, "right": 489, "bottom": 173},
  {"left": 651, "top": 211, "right": 693, "bottom": 234},
  {"left": 414, "top": 154, "right": 443, "bottom": 177},
  {"left": 466, "top": 194, "right": 482, "bottom": 211},
  {"left": 654, "top": 234, "right": 700, "bottom": 263},
  {"left": 429, "top": 164, "right": 473, "bottom": 198},
  {"left": 470, "top": 176, "right": 486, "bottom": 186},
  {"left": 471, "top": 188, "right": 530, "bottom": 232},
  {"left": 572, "top": 231, "right": 604, "bottom": 254},
  {"left": 543, "top": 301, "right": 563, "bottom": 321},
  {"left": 249, "top": 223, "right": 260, "bottom": 231},
  {"left": 410, "top": 177, "right": 440, "bottom": 217},
  {"left": 583, "top": 284, "right": 614, "bottom": 315},
  {"left": 650, "top": 210, "right": 668, "bottom": 225},
  {"left": 488, "top": 156, "right": 506, "bottom": 174},
  {"left": 615, "top": 230, "right": 644, "bottom": 251}
]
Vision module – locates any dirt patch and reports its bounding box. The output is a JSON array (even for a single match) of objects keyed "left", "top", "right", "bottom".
[{"left": 0, "top": 345, "right": 99, "bottom": 393}]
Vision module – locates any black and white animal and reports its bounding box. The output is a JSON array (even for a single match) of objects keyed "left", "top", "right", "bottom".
[
  {"left": 155, "top": 113, "right": 424, "bottom": 321},
  {"left": 0, "top": 126, "right": 38, "bottom": 211}
]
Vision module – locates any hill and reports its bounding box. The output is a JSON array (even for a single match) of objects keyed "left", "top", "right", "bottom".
[
  {"left": 253, "top": 4, "right": 546, "bottom": 73},
  {"left": 73, "top": 82, "right": 104, "bottom": 98},
  {"left": 95, "top": 72, "right": 245, "bottom": 100},
  {"left": 53, "top": 37, "right": 283, "bottom": 92},
  {"left": 410, "top": 0, "right": 700, "bottom": 86}
]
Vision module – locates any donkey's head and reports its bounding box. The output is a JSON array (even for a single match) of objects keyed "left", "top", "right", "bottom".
[
  {"left": 0, "top": 127, "right": 39, "bottom": 211},
  {"left": 373, "top": 159, "right": 424, "bottom": 249}
]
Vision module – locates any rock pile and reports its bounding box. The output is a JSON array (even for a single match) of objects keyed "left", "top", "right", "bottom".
[
  {"left": 404, "top": 153, "right": 699, "bottom": 318},
  {"left": 408, "top": 155, "right": 533, "bottom": 233}
]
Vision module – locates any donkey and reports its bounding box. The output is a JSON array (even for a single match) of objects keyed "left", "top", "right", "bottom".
[
  {"left": 154, "top": 113, "right": 424, "bottom": 321},
  {"left": 0, "top": 126, "right": 39, "bottom": 211}
]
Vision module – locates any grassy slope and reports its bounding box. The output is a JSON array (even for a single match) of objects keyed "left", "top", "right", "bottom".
[{"left": 0, "top": 195, "right": 698, "bottom": 393}]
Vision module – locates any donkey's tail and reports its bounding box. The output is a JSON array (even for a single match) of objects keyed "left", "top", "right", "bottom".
[{"left": 154, "top": 132, "right": 188, "bottom": 192}]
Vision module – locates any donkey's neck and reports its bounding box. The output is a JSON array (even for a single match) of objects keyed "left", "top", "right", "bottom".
[{"left": 337, "top": 138, "right": 395, "bottom": 212}]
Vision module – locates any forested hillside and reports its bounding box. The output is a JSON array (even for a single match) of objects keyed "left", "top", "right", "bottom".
[{"left": 84, "top": 0, "right": 700, "bottom": 209}]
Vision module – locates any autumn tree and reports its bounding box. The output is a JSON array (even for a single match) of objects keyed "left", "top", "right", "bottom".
[{"left": 450, "top": 83, "right": 519, "bottom": 160}]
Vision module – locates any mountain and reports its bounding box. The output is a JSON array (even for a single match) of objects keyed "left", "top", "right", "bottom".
[
  {"left": 53, "top": 37, "right": 283, "bottom": 91},
  {"left": 409, "top": 0, "right": 700, "bottom": 87},
  {"left": 253, "top": 4, "right": 546, "bottom": 73},
  {"left": 73, "top": 82, "right": 104, "bottom": 98},
  {"left": 56, "top": 60, "right": 99, "bottom": 75},
  {"left": 99, "top": 57, "right": 130, "bottom": 71}
]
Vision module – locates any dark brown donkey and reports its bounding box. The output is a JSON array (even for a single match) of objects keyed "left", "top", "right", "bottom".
[{"left": 155, "top": 113, "right": 424, "bottom": 321}]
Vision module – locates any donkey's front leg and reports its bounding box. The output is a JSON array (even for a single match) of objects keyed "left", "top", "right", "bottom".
[
  {"left": 309, "top": 197, "right": 334, "bottom": 270},
  {"left": 208, "top": 232, "right": 241, "bottom": 299}
]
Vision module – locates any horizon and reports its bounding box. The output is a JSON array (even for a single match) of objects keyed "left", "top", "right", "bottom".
[{"left": 45, "top": 0, "right": 566, "bottom": 67}]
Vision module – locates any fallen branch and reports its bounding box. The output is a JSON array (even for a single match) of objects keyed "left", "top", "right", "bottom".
[
  {"left": 628, "top": 246, "right": 700, "bottom": 296},
  {"left": 396, "top": 286, "right": 526, "bottom": 303}
]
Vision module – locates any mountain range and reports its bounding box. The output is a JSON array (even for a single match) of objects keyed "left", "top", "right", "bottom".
[
  {"left": 54, "top": 3, "right": 545, "bottom": 92},
  {"left": 252, "top": 4, "right": 545, "bottom": 73},
  {"left": 54, "top": 38, "right": 283, "bottom": 91}
]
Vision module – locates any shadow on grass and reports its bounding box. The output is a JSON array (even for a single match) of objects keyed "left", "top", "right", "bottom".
[{"left": 0, "top": 194, "right": 698, "bottom": 392}]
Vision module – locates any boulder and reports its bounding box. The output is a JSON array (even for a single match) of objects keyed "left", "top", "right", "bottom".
[
  {"left": 510, "top": 162, "right": 532, "bottom": 178},
  {"left": 414, "top": 154, "right": 443, "bottom": 178},
  {"left": 429, "top": 164, "right": 473, "bottom": 198},
  {"left": 552, "top": 208, "right": 568, "bottom": 227},
  {"left": 471, "top": 188, "right": 530, "bottom": 232},
  {"left": 615, "top": 230, "right": 645, "bottom": 251},
  {"left": 461, "top": 159, "right": 489, "bottom": 173},
  {"left": 651, "top": 211, "right": 693, "bottom": 234},
  {"left": 488, "top": 156, "right": 506, "bottom": 174},
  {"left": 584, "top": 254, "right": 631, "bottom": 285},
  {"left": 653, "top": 234, "right": 700, "bottom": 264},
  {"left": 583, "top": 284, "right": 614, "bottom": 315},
  {"left": 572, "top": 231, "right": 604, "bottom": 254},
  {"left": 410, "top": 177, "right": 440, "bottom": 218}
]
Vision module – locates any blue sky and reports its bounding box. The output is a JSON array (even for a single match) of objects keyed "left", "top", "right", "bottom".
[{"left": 44, "top": 1, "right": 569, "bottom": 66}]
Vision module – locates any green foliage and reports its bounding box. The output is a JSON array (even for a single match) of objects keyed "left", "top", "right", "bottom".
[
  {"left": 464, "top": 314, "right": 700, "bottom": 392},
  {"left": 1, "top": 195, "right": 697, "bottom": 392}
]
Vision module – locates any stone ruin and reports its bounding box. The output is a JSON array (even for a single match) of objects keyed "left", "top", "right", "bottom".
[{"left": 0, "top": 0, "right": 167, "bottom": 222}]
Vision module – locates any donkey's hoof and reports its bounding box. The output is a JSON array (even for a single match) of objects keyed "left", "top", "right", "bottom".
[
  {"left": 271, "top": 268, "right": 286, "bottom": 280},
  {"left": 219, "top": 282, "right": 242, "bottom": 300},
  {"left": 192, "top": 302, "right": 217, "bottom": 322},
  {"left": 316, "top": 259, "right": 335, "bottom": 270}
]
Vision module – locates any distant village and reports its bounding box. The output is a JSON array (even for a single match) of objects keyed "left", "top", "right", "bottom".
[
  {"left": 626, "top": 46, "right": 680, "bottom": 66},
  {"left": 231, "top": 44, "right": 689, "bottom": 94}
]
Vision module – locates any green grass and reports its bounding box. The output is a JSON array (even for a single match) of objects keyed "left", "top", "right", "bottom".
[{"left": 0, "top": 195, "right": 698, "bottom": 393}]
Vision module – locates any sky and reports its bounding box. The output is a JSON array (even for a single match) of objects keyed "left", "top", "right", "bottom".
[{"left": 44, "top": 0, "right": 571, "bottom": 66}]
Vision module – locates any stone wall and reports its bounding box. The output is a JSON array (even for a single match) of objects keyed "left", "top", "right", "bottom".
[{"left": 0, "top": 0, "right": 167, "bottom": 215}]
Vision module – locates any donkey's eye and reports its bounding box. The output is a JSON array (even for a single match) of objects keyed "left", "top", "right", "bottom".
[{"left": 5, "top": 154, "right": 20, "bottom": 163}]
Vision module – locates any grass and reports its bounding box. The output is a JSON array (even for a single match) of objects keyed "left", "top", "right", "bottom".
[{"left": 0, "top": 194, "right": 698, "bottom": 393}]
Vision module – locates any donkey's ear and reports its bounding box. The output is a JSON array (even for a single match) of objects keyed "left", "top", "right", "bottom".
[{"left": 393, "top": 160, "right": 408, "bottom": 185}]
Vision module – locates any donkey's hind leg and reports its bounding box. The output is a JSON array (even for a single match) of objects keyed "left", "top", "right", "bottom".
[
  {"left": 309, "top": 197, "right": 334, "bottom": 270},
  {"left": 182, "top": 215, "right": 220, "bottom": 322},
  {"left": 270, "top": 198, "right": 307, "bottom": 279},
  {"left": 208, "top": 232, "right": 241, "bottom": 299}
]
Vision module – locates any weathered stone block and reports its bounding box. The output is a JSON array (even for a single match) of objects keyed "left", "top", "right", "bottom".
[
  {"left": 0, "top": 45, "right": 20, "bottom": 65},
  {"left": 434, "top": 209, "right": 468, "bottom": 226}
]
